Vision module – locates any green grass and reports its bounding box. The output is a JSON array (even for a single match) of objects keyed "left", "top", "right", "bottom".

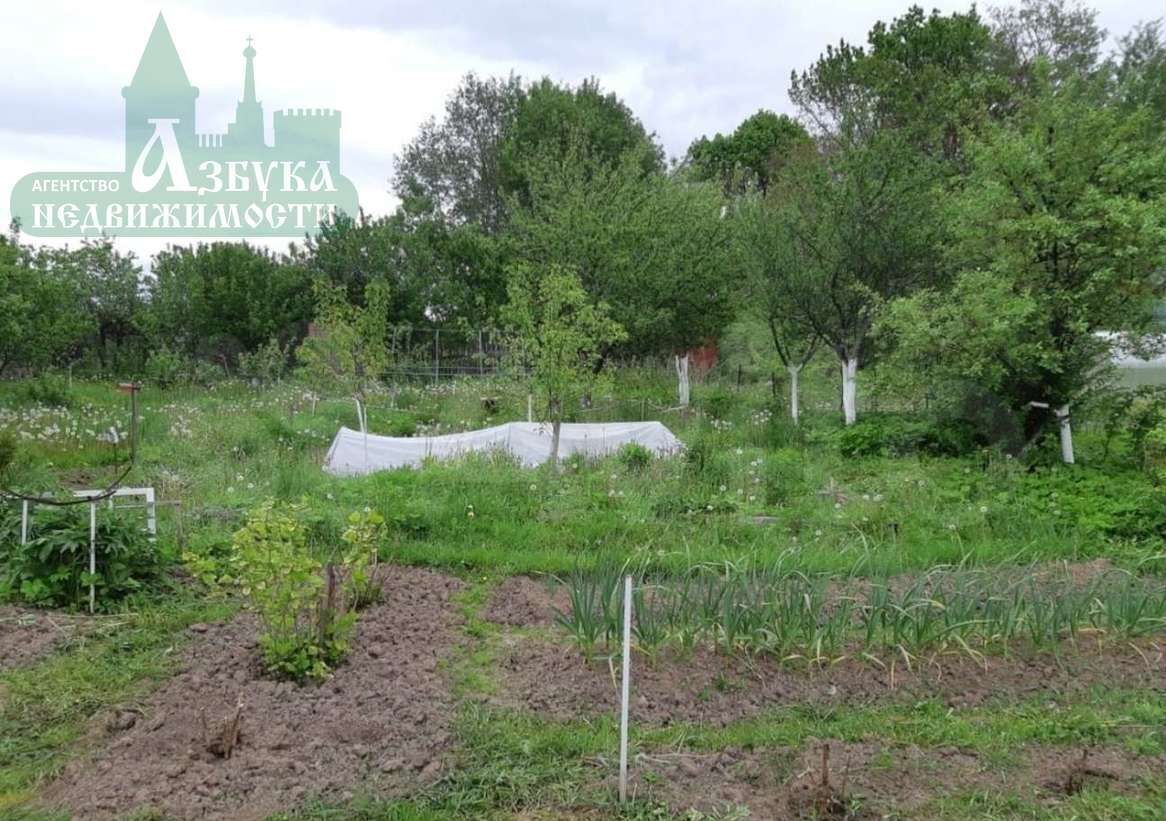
[
  {"left": 1, "top": 374, "right": 1163, "bottom": 818},
  {"left": 0, "top": 595, "right": 236, "bottom": 810}
]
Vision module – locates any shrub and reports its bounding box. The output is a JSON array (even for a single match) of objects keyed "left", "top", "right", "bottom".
[
  {"left": 19, "top": 374, "right": 73, "bottom": 407},
  {"left": 0, "top": 506, "right": 163, "bottom": 609},
  {"left": 764, "top": 449, "right": 804, "bottom": 506},
  {"left": 341, "top": 508, "right": 386, "bottom": 609},
  {"left": 836, "top": 414, "right": 981, "bottom": 458},
  {"left": 701, "top": 387, "right": 739, "bottom": 421},
  {"left": 144, "top": 346, "right": 190, "bottom": 387},
  {"left": 232, "top": 501, "right": 355, "bottom": 682},
  {"left": 1010, "top": 467, "right": 1165, "bottom": 542},
  {"left": 238, "top": 337, "right": 289, "bottom": 385},
  {"left": 616, "top": 442, "right": 653, "bottom": 473}
]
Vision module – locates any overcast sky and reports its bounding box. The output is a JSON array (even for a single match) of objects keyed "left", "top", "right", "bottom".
[{"left": 1, "top": 0, "right": 1159, "bottom": 261}]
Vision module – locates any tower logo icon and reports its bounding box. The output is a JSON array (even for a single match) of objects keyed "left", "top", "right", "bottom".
[{"left": 10, "top": 13, "right": 359, "bottom": 237}]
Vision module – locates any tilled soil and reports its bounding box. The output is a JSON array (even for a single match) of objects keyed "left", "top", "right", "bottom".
[
  {"left": 482, "top": 574, "right": 568, "bottom": 628},
  {"left": 43, "top": 567, "right": 464, "bottom": 821},
  {"left": 493, "top": 639, "right": 1165, "bottom": 725},
  {"left": 0, "top": 605, "right": 98, "bottom": 670},
  {"left": 622, "top": 741, "right": 1165, "bottom": 819}
]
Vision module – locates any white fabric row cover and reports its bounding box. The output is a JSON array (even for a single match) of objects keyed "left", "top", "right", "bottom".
[{"left": 324, "top": 421, "right": 684, "bottom": 475}]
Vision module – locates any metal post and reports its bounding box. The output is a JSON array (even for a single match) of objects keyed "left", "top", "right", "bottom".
[
  {"left": 618, "top": 575, "right": 632, "bottom": 803},
  {"left": 88, "top": 502, "right": 97, "bottom": 614},
  {"left": 478, "top": 330, "right": 485, "bottom": 375},
  {"left": 20, "top": 500, "right": 29, "bottom": 545},
  {"left": 434, "top": 329, "right": 440, "bottom": 383}
]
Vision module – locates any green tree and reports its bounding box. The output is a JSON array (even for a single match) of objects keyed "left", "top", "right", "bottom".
[
  {"left": 735, "top": 195, "right": 820, "bottom": 423},
  {"left": 295, "top": 278, "right": 393, "bottom": 429},
  {"left": 508, "top": 144, "right": 732, "bottom": 362},
  {"left": 499, "top": 77, "right": 664, "bottom": 206},
  {"left": 880, "top": 68, "right": 1166, "bottom": 457},
  {"left": 502, "top": 263, "right": 626, "bottom": 465},
  {"left": 147, "top": 242, "right": 311, "bottom": 365},
  {"left": 393, "top": 72, "right": 525, "bottom": 235},
  {"left": 0, "top": 229, "right": 92, "bottom": 375},
  {"left": 686, "top": 110, "right": 811, "bottom": 195}
]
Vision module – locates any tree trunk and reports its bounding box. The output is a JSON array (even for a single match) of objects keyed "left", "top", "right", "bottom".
[
  {"left": 841, "top": 357, "right": 858, "bottom": 426},
  {"left": 549, "top": 418, "right": 562, "bottom": 467},
  {"left": 788, "top": 364, "right": 801, "bottom": 425},
  {"left": 674, "top": 353, "right": 690, "bottom": 408},
  {"left": 1056, "top": 404, "right": 1075, "bottom": 464}
]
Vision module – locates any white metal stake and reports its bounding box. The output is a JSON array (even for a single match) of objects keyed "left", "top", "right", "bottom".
[
  {"left": 88, "top": 502, "right": 97, "bottom": 614},
  {"left": 619, "top": 574, "right": 632, "bottom": 803},
  {"left": 20, "top": 500, "right": 29, "bottom": 545},
  {"left": 527, "top": 394, "right": 533, "bottom": 423}
]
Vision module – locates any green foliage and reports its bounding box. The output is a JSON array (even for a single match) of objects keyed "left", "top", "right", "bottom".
[
  {"left": 502, "top": 263, "right": 626, "bottom": 462},
  {"left": 296, "top": 278, "right": 392, "bottom": 401},
  {"left": 17, "top": 374, "right": 74, "bottom": 407},
  {"left": 763, "top": 449, "right": 804, "bottom": 506},
  {"left": 231, "top": 501, "right": 355, "bottom": 682},
  {"left": 1010, "top": 466, "right": 1165, "bottom": 542},
  {"left": 341, "top": 507, "right": 386, "bottom": 609},
  {"left": 0, "top": 506, "right": 163, "bottom": 609},
  {"left": 237, "top": 337, "right": 289, "bottom": 385},
  {"left": 616, "top": 442, "right": 652, "bottom": 473},
  {"left": 834, "top": 414, "right": 982, "bottom": 459}
]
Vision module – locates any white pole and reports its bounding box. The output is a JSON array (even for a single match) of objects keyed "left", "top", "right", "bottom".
[
  {"left": 527, "top": 394, "right": 533, "bottom": 423},
  {"left": 21, "top": 500, "right": 29, "bottom": 545},
  {"left": 618, "top": 574, "right": 632, "bottom": 803},
  {"left": 1056, "top": 404, "right": 1075, "bottom": 465},
  {"left": 88, "top": 502, "right": 97, "bottom": 614}
]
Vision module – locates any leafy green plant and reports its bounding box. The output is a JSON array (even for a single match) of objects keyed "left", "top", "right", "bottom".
[
  {"left": 232, "top": 501, "right": 355, "bottom": 682},
  {"left": 341, "top": 507, "right": 386, "bottom": 609},
  {"left": 0, "top": 506, "right": 162, "bottom": 609},
  {"left": 616, "top": 442, "right": 653, "bottom": 472},
  {"left": 18, "top": 373, "right": 74, "bottom": 407}
]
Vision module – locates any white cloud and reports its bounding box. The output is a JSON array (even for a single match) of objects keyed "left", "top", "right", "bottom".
[{"left": 2, "top": 0, "right": 1160, "bottom": 260}]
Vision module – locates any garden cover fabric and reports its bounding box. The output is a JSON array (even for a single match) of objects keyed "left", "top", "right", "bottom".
[{"left": 324, "top": 421, "right": 683, "bottom": 475}]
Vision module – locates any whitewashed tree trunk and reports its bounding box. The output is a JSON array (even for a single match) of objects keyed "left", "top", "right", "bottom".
[
  {"left": 841, "top": 357, "right": 858, "bottom": 426},
  {"left": 1056, "top": 404, "right": 1075, "bottom": 464},
  {"left": 674, "top": 353, "right": 690, "bottom": 408},
  {"left": 549, "top": 418, "right": 562, "bottom": 466},
  {"left": 788, "top": 364, "right": 802, "bottom": 425}
]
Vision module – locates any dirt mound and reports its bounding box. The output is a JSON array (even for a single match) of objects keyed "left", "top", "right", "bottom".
[
  {"left": 43, "top": 566, "right": 464, "bottom": 820},
  {"left": 482, "top": 575, "right": 569, "bottom": 628},
  {"left": 0, "top": 605, "right": 98, "bottom": 671},
  {"left": 493, "top": 640, "right": 1165, "bottom": 725}
]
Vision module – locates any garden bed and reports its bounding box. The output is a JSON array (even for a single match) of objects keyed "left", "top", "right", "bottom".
[{"left": 41, "top": 567, "right": 464, "bottom": 820}]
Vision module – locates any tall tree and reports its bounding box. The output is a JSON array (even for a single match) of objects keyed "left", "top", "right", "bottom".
[
  {"left": 735, "top": 195, "right": 820, "bottom": 424},
  {"left": 508, "top": 143, "right": 732, "bottom": 361},
  {"left": 502, "top": 263, "right": 625, "bottom": 465},
  {"left": 880, "top": 67, "right": 1166, "bottom": 458},
  {"left": 499, "top": 77, "right": 664, "bottom": 207},
  {"left": 392, "top": 73, "right": 525, "bottom": 234},
  {"left": 773, "top": 131, "right": 942, "bottom": 425},
  {"left": 687, "top": 110, "right": 811, "bottom": 195}
]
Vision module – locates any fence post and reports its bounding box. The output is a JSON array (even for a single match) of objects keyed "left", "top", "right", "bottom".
[
  {"left": 88, "top": 502, "right": 97, "bottom": 614},
  {"left": 434, "top": 329, "right": 441, "bottom": 383},
  {"left": 619, "top": 574, "right": 632, "bottom": 803}
]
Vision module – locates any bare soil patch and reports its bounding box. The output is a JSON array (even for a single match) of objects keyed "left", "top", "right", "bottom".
[
  {"left": 0, "top": 605, "right": 98, "bottom": 671},
  {"left": 42, "top": 566, "right": 464, "bottom": 821},
  {"left": 623, "top": 741, "right": 1163, "bottom": 819},
  {"left": 493, "top": 639, "right": 1165, "bottom": 725},
  {"left": 483, "top": 574, "right": 569, "bottom": 628}
]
